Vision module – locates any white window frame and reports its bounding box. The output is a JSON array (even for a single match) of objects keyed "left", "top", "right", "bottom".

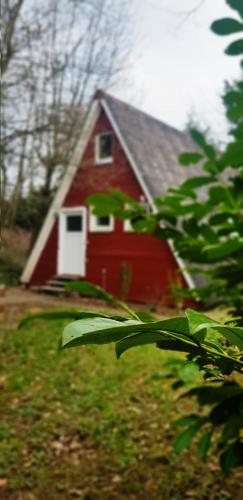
[
  {"left": 124, "top": 219, "right": 134, "bottom": 232},
  {"left": 89, "top": 210, "right": 114, "bottom": 233},
  {"left": 95, "top": 132, "right": 113, "bottom": 165}
]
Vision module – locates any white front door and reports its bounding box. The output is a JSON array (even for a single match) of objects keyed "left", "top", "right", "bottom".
[{"left": 58, "top": 207, "right": 87, "bottom": 276}]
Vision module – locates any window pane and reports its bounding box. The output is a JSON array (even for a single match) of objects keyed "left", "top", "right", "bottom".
[
  {"left": 97, "top": 216, "right": 110, "bottom": 226},
  {"left": 66, "top": 215, "right": 82, "bottom": 232},
  {"left": 99, "top": 134, "right": 112, "bottom": 159}
]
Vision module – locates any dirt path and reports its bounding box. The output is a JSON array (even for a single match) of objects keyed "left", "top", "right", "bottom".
[
  {"left": 0, "top": 286, "right": 180, "bottom": 330},
  {"left": 0, "top": 286, "right": 118, "bottom": 328},
  {"left": 0, "top": 287, "right": 65, "bottom": 328},
  {"left": 0, "top": 286, "right": 63, "bottom": 308}
]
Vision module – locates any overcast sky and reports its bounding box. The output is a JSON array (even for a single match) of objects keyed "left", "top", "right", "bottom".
[{"left": 118, "top": 0, "right": 241, "bottom": 142}]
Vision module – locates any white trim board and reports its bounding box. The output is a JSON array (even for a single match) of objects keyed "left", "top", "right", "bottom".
[{"left": 21, "top": 100, "right": 100, "bottom": 283}]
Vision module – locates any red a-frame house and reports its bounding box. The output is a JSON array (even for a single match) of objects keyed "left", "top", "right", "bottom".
[{"left": 21, "top": 91, "right": 199, "bottom": 303}]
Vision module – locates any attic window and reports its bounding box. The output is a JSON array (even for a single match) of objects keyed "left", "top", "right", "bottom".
[{"left": 95, "top": 133, "right": 113, "bottom": 164}]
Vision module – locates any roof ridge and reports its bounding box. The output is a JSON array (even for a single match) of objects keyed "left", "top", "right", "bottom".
[{"left": 99, "top": 90, "right": 189, "bottom": 140}]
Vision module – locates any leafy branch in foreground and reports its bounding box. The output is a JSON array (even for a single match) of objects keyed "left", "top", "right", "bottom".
[
  {"left": 174, "top": 382, "right": 243, "bottom": 475},
  {"left": 19, "top": 278, "right": 243, "bottom": 473},
  {"left": 59, "top": 298, "right": 243, "bottom": 474},
  {"left": 86, "top": 0, "right": 243, "bottom": 321},
  {"left": 59, "top": 286, "right": 243, "bottom": 474}
]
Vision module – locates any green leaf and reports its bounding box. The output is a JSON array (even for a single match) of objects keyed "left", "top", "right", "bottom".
[
  {"left": 209, "top": 393, "right": 243, "bottom": 425},
  {"left": 65, "top": 281, "right": 114, "bottom": 303},
  {"left": 18, "top": 310, "right": 121, "bottom": 329},
  {"left": 182, "top": 218, "right": 199, "bottom": 238},
  {"left": 179, "top": 152, "right": 204, "bottom": 166},
  {"left": 185, "top": 309, "right": 243, "bottom": 349},
  {"left": 226, "top": 0, "right": 243, "bottom": 19},
  {"left": 209, "top": 213, "right": 233, "bottom": 226},
  {"left": 213, "top": 325, "right": 243, "bottom": 350},
  {"left": 208, "top": 185, "right": 229, "bottom": 204},
  {"left": 62, "top": 317, "right": 142, "bottom": 348},
  {"left": 200, "top": 225, "right": 218, "bottom": 244},
  {"left": 193, "top": 202, "right": 213, "bottom": 221},
  {"left": 220, "top": 416, "right": 243, "bottom": 445},
  {"left": 211, "top": 18, "right": 243, "bottom": 35},
  {"left": 220, "top": 140, "right": 243, "bottom": 166},
  {"left": 224, "top": 89, "right": 243, "bottom": 114},
  {"left": 220, "top": 441, "right": 243, "bottom": 475},
  {"left": 198, "top": 431, "right": 213, "bottom": 462},
  {"left": 179, "top": 176, "right": 214, "bottom": 192},
  {"left": 116, "top": 326, "right": 204, "bottom": 358},
  {"left": 131, "top": 216, "right": 157, "bottom": 232},
  {"left": 174, "top": 418, "right": 206, "bottom": 454},
  {"left": 178, "top": 361, "right": 200, "bottom": 385},
  {"left": 153, "top": 317, "right": 190, "bottom": 336},
  {"left": 108, "top": 188, "right": 136, "bottom": 204},
  {"left": 201, "top": 329, "right": 227, "bottom": 354},
  {"left": 135, "top": 311, "right": 156, "bottom": 322},
  {"left": 153, "top": 227, "right": 181, "bottom": 240},
  {"left": 174, "top": 426, "right": 199, "bottom": 454},
  {"left": 175, "top": 415, "right": 200, "bottom": 427},
  {"left": 18, "top": 310, "right": 81, "bottom": 329},
  {"left": 156, "top": 337, "right": 199, "bottom": 355},
  {"left": 62, "top": 315, "right": 192, "bottom": 349},
  {"left": 186, "top": 384, "right": 243, "bottom": 408},
  {"left": 115, "top": 332, "right": 164, "bottom": 359},
  {"left": 86, "top": 193, "right": 122, "bottom": 215},
  {"left": 225, "top": 39, "right": 243, "bottom": 56},
  {"left": 203, "top": 239, "right": 243, "bottom": 261},
  {"left": 191, "top": 381, "right": 243, "bottom": 401},
  {"left": 203, "top": 159, "right": 218, "bottom": 174},
  {"left": 189, "top": 129, "right": 216, "bottom": 161},
  {"left": 227, "top": 104, "right": 243, "bottom": 122}
]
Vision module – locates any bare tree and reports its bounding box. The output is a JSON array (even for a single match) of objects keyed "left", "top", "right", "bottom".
[
  {"left": 32, "top": 0, "right": 132, "bottom": 196},
  {"left": 2, "top": 0, "right": 25, "bottom": 75},
  {"left": 2, "top": 0, "right": 134, "bottom": 224},
  {"left": 2, "top": 0, "right": 47, "bottom": 204}
]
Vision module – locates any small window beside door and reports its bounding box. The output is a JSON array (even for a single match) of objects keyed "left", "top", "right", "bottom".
[
  {"left": 89, "top": 211, "right": 114, "bottom": 232},
  {"left": 95, "top": 133, "right": 113, "bottom": 164},
  {"left": 66, "top": 215, "right": 83, "bottom": 232}
]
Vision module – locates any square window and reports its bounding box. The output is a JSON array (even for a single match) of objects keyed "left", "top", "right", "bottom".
[
  {"left": 96, "top": 133, "right": 113, "bottom": 163},
  {"left": 66, "top": 215, "right": 82, "bottom": 232},
  {"left": 90, "top": 211, "right": 114, "bottom": 232},
  {"left": 96, "top": 216, "right": 111, "bottom": 226}
]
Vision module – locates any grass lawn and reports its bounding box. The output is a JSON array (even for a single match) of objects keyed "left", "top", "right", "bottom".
[{"left": 0, "top": 300, "right": 242, "bottom": 499}]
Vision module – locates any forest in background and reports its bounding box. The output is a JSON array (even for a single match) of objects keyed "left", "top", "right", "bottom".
[{"left": 2, "top": 0, "right": 134, "bottom": 230}]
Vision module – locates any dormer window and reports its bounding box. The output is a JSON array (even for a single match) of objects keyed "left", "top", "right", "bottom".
[{"left": 95, "top": 133, "right": 113, "bottom": 164}]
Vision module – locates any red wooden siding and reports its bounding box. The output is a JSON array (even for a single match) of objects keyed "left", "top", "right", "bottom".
[
  {"left": 30, "top": 108, "right": 186, "bottom": 303},
  {"left": 30, "top": 221, "right": 58, "bottom": 285}
]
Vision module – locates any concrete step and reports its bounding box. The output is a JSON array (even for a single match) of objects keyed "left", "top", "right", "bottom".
[
  {"left": 46, "top": 279, "right": 67, "bottom": 287},
  {"left": 53, "top": 275, "right": 82, "bottom": 282},
  {"left": 36, "top": 275, "right": 83, "bottom": 296},
  {"left": 40, "top": 285, "right": 66, "bottom": 296}
]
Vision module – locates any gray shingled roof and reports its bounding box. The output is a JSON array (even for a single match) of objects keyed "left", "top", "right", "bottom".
[{"left": 103, "top": 92, "right": 202, "bottom": 198}]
